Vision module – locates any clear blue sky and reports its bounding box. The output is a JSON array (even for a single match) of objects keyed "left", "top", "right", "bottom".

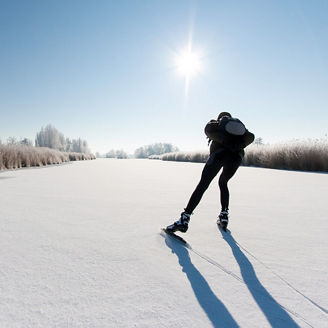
[{"left": 1, "top": 0, "right": 327, "bottom": 153}]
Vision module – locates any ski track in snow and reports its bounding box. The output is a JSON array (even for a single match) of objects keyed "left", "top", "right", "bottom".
[{"left": 1, "top": 159, "right": 328, "bottom": 328}]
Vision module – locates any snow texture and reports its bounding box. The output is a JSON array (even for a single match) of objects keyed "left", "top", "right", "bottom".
[{"left": 0, "top": 159, "right": 327, "bottom": 327}]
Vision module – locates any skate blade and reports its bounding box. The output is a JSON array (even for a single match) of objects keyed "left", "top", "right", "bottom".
[
  {"left": 162, "top": 228, "right": 187, "bottom": 245},
  {"left": 217, "top": 221, "right": 228, "bottom": 232}
]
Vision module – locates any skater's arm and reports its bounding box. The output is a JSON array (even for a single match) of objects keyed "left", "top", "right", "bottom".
[
  {"left": 204, "top": 120, "right": 227, "bottom": 143},
  {"left": 223, "top": 130, "right": 255, "bottom": 152}
]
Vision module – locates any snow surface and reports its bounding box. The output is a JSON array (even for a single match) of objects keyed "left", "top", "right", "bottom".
[{"left": 0, "top": 159, "right": 327, "bottom": 328}]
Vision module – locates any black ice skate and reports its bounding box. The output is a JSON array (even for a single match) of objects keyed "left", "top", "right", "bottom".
[
  {"left": 217, "top": 210, "right": 229, "bottom": 231},
  {"left": 166, "top": 212, "right": 191, "bottom": 233}
]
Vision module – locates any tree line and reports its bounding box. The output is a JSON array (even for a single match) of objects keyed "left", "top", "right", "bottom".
[
  {"left": 35, "top": 124, "right": 90, "bottom": 153},
  {"left": 102, "top": 139, "right": 263, "bottom": 159},
  {"left": 1, "top": 124, "right": 90, "bottom": 154},
  {"left": 97, "top": 143, "right": 179, "bottom": 159},
  {"left": 134, "top": 143, "right": 179, "bottom": 158}
]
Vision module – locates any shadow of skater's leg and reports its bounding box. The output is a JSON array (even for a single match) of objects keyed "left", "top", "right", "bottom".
[
  {"left": 219, "top": 230, "right": 300, "bottom": 328},
  {"left": 164, "top": 236, "right": 239, "bottom": 328}
]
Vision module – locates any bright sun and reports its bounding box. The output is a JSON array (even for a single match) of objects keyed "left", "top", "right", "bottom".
[{"left": 175, "top": 50, "right": 202, "bottom": 78}]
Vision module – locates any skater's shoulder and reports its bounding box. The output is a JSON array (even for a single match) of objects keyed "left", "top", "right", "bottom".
[{"left": 207, "top": 119, "right": 219, "bottom": 125}]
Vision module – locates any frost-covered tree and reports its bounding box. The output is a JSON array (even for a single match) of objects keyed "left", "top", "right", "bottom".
[
  {"left": 82, "top": 140, "right": 89, "bottom": 153},
  {"left": 35, "top": 125, "right": 66, "bottom": 151},
  {"left": 7, "top": 137, "right": 17, "bottom": 145},
  {"left": 35, "top": 124, "right": 91, "bottom": 153},
  {"left": 69, "top": 138, "right": 90, "bottom": 154},
  {"left": 254, "top": 137, "right": 264, "bottom": 145},
  {"left": 65, "top": 138, "right": 73, "bottom": 152},
  {"left": 134, "top": 147, "right": 146, "bottom": 159},
  {"left": 105, "top": 149, "right": 128, "bottom": 159},
  {"left": 20, "top": 138, "right": 33, "bottom": 146},
  {"left": 115, "top": 150, "right": 128, "bottom": 159},
  {"left": 106, "top": 150, "right": 116, "bottom": 158},
  {"left": 134, "top": 143, "right": 179, "bottom": 158}
]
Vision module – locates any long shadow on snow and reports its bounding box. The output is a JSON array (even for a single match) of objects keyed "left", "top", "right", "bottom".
[
  {"left": 219, "top": 229, "right": 299, "bottom": 328},
  {"left": 165, "top": 236, "right": 239, "bottom": 328}
]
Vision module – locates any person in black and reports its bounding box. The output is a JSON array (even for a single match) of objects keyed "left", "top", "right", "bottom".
[{"left": 166, "top": 112, "right": 254, "bottom": 232}]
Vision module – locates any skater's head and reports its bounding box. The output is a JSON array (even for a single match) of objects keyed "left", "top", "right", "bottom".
[{"left": 217, "top": 112, "right": 232, "bottom": 120}]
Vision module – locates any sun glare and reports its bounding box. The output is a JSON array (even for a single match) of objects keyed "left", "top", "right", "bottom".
[
  {"left": 173, "top": 43, "right": 204, "bottom": 103},
  {"left": 175, "top": 50, "right": 202, "bottom": 78}
]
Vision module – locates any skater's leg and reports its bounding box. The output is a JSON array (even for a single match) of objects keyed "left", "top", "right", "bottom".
[
  {"left": 184, "top": 153, "right": 223, "bottom": 214},
  {"left": 167, "top": 152, "right": 223, "bottom": 233},
  {"left": 218, "top": 154, "right": 242, "bottom": 211}
]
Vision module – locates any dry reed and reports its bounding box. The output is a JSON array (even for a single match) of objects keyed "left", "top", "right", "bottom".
[
  {"left": 0, "top": 144, "right": 95, "bottom": 170},
  {"left": 243, "top": 139, "right": 328, "bottom": 172},
  {"left": 151, "top": 139, "right": 328, "bottom": 172}
]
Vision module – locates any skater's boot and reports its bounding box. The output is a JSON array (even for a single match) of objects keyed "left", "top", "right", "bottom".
[
  {"left": 217, "top": 210, "right": 229, "bottom": 231},
  {"left": 166, "top": 212, "right": 191, "bottom": 233}
]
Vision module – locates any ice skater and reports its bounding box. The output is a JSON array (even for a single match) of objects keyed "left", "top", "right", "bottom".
[{"left": 166, "top": 112, "right": 254, "bottom": 232}]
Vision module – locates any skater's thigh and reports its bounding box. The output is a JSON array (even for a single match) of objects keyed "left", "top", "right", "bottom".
[
  {"left": 201, "top": 153, "right": 224, "bottom": 182},
  {"left": 221, "top": 154, "right": 242, "bottom": 181}
]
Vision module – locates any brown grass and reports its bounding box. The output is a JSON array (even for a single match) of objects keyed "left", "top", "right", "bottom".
[
  {"left": 150, "top": 151, "right": 209, "bottom": 163},
  {"left": 0, "top": 144, "right": 95, "bottom": 170},
  {"left": 151, "top": 139, "right": 328, "bottom": 172},
  {"left": 243, "top": 139, "right": 328, "bottom": 172}
]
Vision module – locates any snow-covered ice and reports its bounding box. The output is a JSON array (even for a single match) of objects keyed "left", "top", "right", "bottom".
[{"left": 0, "top": 159, "right": 327, "bottom": 327}]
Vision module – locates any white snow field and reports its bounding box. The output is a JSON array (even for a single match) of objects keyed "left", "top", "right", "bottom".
[{"left": 0, "top": 159, "right": 327, "bottom": 328}]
